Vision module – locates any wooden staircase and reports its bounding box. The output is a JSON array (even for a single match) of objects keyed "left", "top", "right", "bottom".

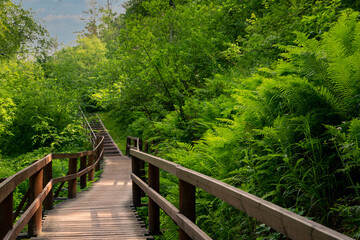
[{"left": 90, "top": 115, "right": 123, "bottom": 157}]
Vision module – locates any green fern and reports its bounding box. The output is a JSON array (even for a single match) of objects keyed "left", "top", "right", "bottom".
[{"left": 275, "top": 10, "right": 360, "bottom": 118}]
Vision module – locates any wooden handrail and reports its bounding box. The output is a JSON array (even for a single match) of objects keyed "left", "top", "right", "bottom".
[
  {"left": 79, "top": 106, "right": 97, "bottom": 147},
  {"left": 0, "top": 154, "right": 52, "bottom": 204},
  {"left": 95, "top": 114, "right": 123, "bottom": 156},
  {"left": 0, "top": 136, "right": 104, "bottom": 240},
  {"left": 132, "top": 174, "right": 211, "bottom": 240},
  {"left": 129, "top": 141, "right": 354, "bottom": 240},
  {"left": 126, "top": 136, "right": 141, "bottom": 156},
  {"left": 13, "top": 187, "right": 31, "bottom": 221}
]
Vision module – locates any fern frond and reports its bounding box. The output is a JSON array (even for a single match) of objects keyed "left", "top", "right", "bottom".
[
  {"left": 215, "top": 118, "right": 236, "bottom": 126},
  {"left": 177, "top": 141, "right": 194, "bottom": 152},
  {"left": 312, "top": 85, "right": 342, "bottom": 112}
]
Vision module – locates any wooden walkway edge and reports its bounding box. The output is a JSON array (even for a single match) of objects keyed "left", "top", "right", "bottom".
[{"left": 32, "top": 156, "right": 151, "bottom": 240}]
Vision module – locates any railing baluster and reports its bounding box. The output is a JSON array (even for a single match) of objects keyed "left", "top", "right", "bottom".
[
  {"left": 28, "top": 169, "right": 43, "bottom": 236},
  {"left": 126, "top": 138, "right": 131, "bottom": 156},
  {"left": 179, "top": 179, "right": 196, "bottom": 240},
  {"left": 80, "top": 156, "right": 87, "bottom": 189},
  {"left": 100, "top": 139, "right": 104, "bottom": 161},
  {"left": 0, "top": 134, "right": 103, "bottom": 239},
  {"left": 148, "top": 163, "right": 160, "bottom": 234},
  {"left": 95, "top": 138, "right": 101, "bottom": 171},
  {"left": 0, "top": 190, "right": 13, "bottom": 239},
  {"left": 43, "top": 161, "right": 53, "bottom": 210},
  {"left": 131, "top": 155, "right": 141, "bottom": 207},
  {"left": 13, "top": 188, "right": 31, "bottom": 221},
  {"left": 68, "top": 158, "right": 77, "bottom": 198}
]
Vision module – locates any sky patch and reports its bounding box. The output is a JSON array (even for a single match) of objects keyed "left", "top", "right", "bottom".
[{"left": 15, "top": 0, "right": 127, "bottom": 46}]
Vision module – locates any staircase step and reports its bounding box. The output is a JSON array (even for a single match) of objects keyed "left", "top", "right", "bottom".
[
  {"left": 105, "top": 152, "right": 121, "bottom": 156},
  {"left": 104, "top": 147, "right": 118, "bottom": 150},
  {"left": 88, "top": 115, "right": 123, "bottom": 156}
]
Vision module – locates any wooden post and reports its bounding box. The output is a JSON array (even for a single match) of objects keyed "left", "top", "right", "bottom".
[
  {"left": 101, "top": 140, "right": 104, "bottom": 162},
  {"left": 0, "top": 191, "right": 13, "bottom": 239},
  {"left": 88, "top": 154, "right": 94, "bottom": 182},
  {"left": 95, "top": 138, "right": 101, "bottom": 171},
  {"left": 131, "top": 155, "right": 141, "bottom": 207},
  {"left": 80, "top": 156, "right": 87, "bottom": 189},
  {"left": 126, "top": 137, "right": 131, "bottom": 156},
  {"left": 148, "top": 163, "right": 160, "bottom": 234},
  {"left": 28, "top": 169, "right": 43, "bottom": 236},
  {"left": 43, "top": 161, "right": 53, "bottom": 210},
  {"left": 68, "top": 158, "right": 77, "bottom": 198},
  {"left": 179, "top": 179, "right": 196, "bottom": 240}
]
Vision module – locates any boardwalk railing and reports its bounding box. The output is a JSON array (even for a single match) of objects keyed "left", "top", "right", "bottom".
[
  {"left": 128, "top": 136, "right": 353, "bottom": 240},
  {"left": 0, "top": 130, "right": 104, "bottom": 240},
  {"left": 79, "top": 106, "right": 97, "bottom": 147}
]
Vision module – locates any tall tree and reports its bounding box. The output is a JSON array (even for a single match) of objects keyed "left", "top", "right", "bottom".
[
  {"left": 0, "top": 0, "right": 46, "bottom": 58},
  {"left": 82, "top": 0, "right": 100, "bottom": 36}
]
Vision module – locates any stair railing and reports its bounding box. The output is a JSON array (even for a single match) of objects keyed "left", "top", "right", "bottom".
[
  {"left": 128, "top": 136, "right": 353, "bottom": 240},
  {"left": 79, "top": 106, "right": 97, "bottom": 147},
  {"left": 126, "top": 136, "right": 142, "bottom": 155},
  {"left": 0, "top": 139, "right": 104, "bottom": 240}
]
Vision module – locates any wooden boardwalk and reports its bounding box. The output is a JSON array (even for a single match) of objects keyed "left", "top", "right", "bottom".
[{"left": 32, "top": 156, "right": 151, "bottom": 240}]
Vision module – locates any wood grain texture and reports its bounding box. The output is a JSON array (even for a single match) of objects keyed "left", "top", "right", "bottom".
[
  {"left": 130, "top": 149, "right": 353, "bottom": 240},
  {"left": 32, "top": 156, "right": 151, "bottom": 240},
  {"left": 0, "top": 154, "right": 52, "bottom": 203},
  {"left": 131, "top": 174, "right": 211, "bottom": 240}
]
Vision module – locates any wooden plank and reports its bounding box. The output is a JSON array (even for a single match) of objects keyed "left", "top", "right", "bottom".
[
  {"left": 127, "top": 136, "right": 140, "bottom": 141},
  {"left": 28, "top": 169, "right": 43, "bottom": 236},
  {"left": 33, "top": 156, "right": 150, "bottom": 240},
  {"left": 131, "top": 150, "right": 353, "bottom": 240},
  {"left": 126, "top": 138, "right": 131, "bottom": 156},
  {"left": 0, "top": 154, "right": 52, "bottom": 203},
  {"left": 0, "top": 192, "right": 13, "bottom": 239},
  {"left": 148, "top": 163, "right": 160, "bottom": 234},
  {"left": 179, "top": 179, "right": 196, "bottom": 240},
  {"left": 88, "top": 154, "right": 94, "bottom": 182},
  {"left": 130, "top": 149, "right": 179, "bottom": 176},
  {"left": 176, "top": 166, "right": 354, "bottom": 240},
  {"left": 131, "top": 174, "right": 211, "bottom": 240},
  {"left": 5, "top": 180, "right": 53, "bottom": 240},
  {"left": 79, "top": 156, "right": 87, "bottom": 189},
  {"left": 132, "top": 156, "right": 141, "bottom": 207},
  {"left": 92, "top": 137, "right": 104, "bottom": 152},
  {"left": 94, "top": 117, "right": 123, "bottom": 156},
  {"left": 43, "top": 162, "right": 53, "bottom": 210},
  {"left": 0, "top": 134, "right": 104, "bottom": 239},
  {"left": 79, "top": 106, "right": 97, "bottom": 142},
  {"left": 13, "top": 188, "right": 30, "bottom": 221},
  {"left": 51, "top": 137, "right": 103, "bottom": 160},
  {"left": 52, "top": 151, "right": 92, "bottom": 159},
  {"left": 68, "top": 158, "right": 77, "bottom": 198},
  {"left": 53, "top": 164, "right": 95, "bottom": 185},
  {"left": 95, "top": 148, "right": 104, "bottom": 170}
]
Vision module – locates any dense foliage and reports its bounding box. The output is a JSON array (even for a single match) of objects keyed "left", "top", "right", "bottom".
[
  {"left": 0, "top": 0, "right": 90, "bottom": 214},
  {"left": 1, "top": 0, "right": 360, "bottom": 239},
  {"left": 88, "top": 1, "right": 360, "bottom": 239}
]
